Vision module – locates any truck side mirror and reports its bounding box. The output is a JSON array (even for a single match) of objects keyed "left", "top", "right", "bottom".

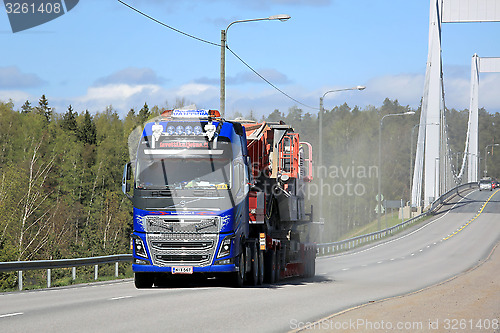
[{"left": 122, "top": 162, "right": 132, "bottom": 200}]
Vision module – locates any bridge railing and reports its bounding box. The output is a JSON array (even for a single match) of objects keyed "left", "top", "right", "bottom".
[
  {"left": 316, "top": 182, "right": 478, "bottom": 256},
  {"left": 0, "top": 254, "right": 132, "bottom": 290}
]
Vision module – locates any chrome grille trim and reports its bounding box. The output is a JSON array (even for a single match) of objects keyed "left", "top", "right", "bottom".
[{"left": 147, "top": 233, "right": 218, "bottom": 267}]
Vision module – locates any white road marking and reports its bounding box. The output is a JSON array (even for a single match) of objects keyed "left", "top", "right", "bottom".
[
  {"left": 110, "top": 296, "right": 133, "bottom": 301},
  {"left": 0, "top": 312, "right": 23, "bottom": 319}
]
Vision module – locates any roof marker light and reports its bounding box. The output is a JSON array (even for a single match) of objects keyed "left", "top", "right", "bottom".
[
  {"left": 167, "top": 126, "right": 175, "bottom": 135},
  {"left": 194, "top": 126, "right": 203, "bottom": 135},
  {"left": 185, "top": 125, "right": 193, "bottom": 135}
]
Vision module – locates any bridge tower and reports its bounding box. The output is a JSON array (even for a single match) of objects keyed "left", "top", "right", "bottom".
[{"left": 412, "top": 0, "right": 500, "bottom": 208}]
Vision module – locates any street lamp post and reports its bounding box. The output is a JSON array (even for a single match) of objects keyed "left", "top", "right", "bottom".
[
  {"left": 483, "top": 143, "right": 500, "bottom": 177},
  {"left": 220, "top": 14, "right": 290, "bottom": 117},
  {"left": 377, "top": 111, "right": 415, "bottom": 231},
  {"left": 318, "top": 86, "right": 365, "bottom": 237}
]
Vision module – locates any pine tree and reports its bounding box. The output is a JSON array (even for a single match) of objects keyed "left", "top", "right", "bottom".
[
  {"left": 138, "top": 102, "right": 150, "bottom": 124},
  {"left": 21, "top": 100, "right": 32, "bottom": 114},
  {"left": 36, "top": 94, "right": 52, "bottom": 122},
  {"left": 61, "top": 105, "right": 78, "bottom": 133},
  {"left": 78, "top": 110, "right": 97, "bottom": 145}
]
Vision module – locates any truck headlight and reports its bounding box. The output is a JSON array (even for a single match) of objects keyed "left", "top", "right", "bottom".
[
  {"left": 216, "top": 235, "right": 233, "bottom": 259},
  {"left": 133, "top": 237, "right": 148, "bottom": 259}
]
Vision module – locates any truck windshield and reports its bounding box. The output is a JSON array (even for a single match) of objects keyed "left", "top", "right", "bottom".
[{"left": 135, "top": 139, "right": 232, "bottom": 190}]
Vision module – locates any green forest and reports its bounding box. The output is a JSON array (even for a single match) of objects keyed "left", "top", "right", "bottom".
[{"left": 1, "top": 96, "right": 499, "bottom": 289}]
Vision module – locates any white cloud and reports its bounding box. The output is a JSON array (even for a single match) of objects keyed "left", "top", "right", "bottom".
[
  {"left": 3, "top": 72, "right": 498, "bottom": 120},
  {"left": 176, "top": 83, "right": 215, "bottom": 96},
  {"left": 94, "top": 67, "right": 166, "bottom": 86},
  {"left": 479, "top": 74, "right": 500, "bottom": 111},
  {"left": 0, "top": 66, "right": 45, "bottom": 89},
  {"left": 0, "top": 90, "right": 31, "bottom": 103},
  {"left": 363, "top": 73, "right": 425, "bottom": 107},
  {"left": 196, "top": 69, "right": 291, "bottom": 86},
  {"left": 79, "top": 84, "right": 161, "bottom": 103},
  {"left": 54, "top": 82, "right": 219, "bottom": 117}
]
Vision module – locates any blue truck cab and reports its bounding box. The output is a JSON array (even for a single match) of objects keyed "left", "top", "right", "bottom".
[{"left": 122, "top": 109, "right": 251, "bottom": 287}]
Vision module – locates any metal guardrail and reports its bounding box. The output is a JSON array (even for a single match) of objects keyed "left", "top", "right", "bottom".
[
  {"left": 429, "top": 182, "right": 477, "bottom": 212},
  {"left": 0, "top": 254, "right": 132, "bottom": 290},
  {"left": 0, "top": 183, "right": 478, "bottom": 290},
  {"left": 317, "top": 182, "right": 478, "bottom": 256}
]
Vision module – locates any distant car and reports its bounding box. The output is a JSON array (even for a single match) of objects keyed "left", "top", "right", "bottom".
[
  {"left": 479, "top": 179, "right": 492, "bottom": 191},
  {"left": 493, "top": 181, "right": 500, "bottom": 189}
]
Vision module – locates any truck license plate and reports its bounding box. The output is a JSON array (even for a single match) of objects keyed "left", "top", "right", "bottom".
[{"left": 172, "top": 266, "right": 193, "bottom": 274}]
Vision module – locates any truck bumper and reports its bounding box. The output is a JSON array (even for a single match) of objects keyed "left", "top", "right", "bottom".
[{"left": 132, "top": 262, "right": 238, "bottom": 273}]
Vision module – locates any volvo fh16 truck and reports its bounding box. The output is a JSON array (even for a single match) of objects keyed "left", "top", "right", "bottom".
[{"left": 122, "top": 108, "right": 315, "bottom": 287}]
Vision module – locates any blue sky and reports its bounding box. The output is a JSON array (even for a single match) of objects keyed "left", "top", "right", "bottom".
[{"left": 1, "top": 0, "right": 499, "bottom": 119}]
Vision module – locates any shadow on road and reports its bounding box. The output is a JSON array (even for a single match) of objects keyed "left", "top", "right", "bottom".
[
  {"left": 433, "top": 191, "right": 482, "bottom": 215},
  {"left": 151, "top": 274, "right": 333, "bottom": 289}
]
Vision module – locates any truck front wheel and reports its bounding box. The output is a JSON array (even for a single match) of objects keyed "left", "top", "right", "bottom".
[
  {"left": 231, "top": 248, "right": 245, "bottom": 287},
  {"left": 134, "top": 272, "right": 154, "bottom": 288}
]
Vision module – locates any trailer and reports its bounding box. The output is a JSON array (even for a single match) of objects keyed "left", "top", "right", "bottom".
[{"left": 122, "top": 108, "right": 315, "bottom": 287}]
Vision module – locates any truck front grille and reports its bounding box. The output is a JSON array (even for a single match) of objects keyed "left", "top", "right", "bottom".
[{"left": 147, "top": 233, "right": 218, "bottom": 267}]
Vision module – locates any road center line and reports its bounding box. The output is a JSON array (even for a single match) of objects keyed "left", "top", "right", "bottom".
[{"left": 443, "top": 189, "right": 499, "bottom": 241}]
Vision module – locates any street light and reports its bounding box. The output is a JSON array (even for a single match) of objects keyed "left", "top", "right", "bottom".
[
  {"left": 318, "top": 85, "right": 366, "bottom": 234},
  {"left": 377, "top": 111, "right": 415, "bottom": 231},
  {"left": 220, "top": 14, "right": 291, "bottom": 117},
  {"left": 483, "top": 143, "right": 500, "bottom": 177}
]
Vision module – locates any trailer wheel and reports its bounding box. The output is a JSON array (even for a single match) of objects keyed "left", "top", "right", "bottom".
[
  {"left": 310, "top": 251, "right": 316, "bottom": 278},
  {"left": 134, "top": 272, "right": 154, "bottom": 289},
  {"left": 303, "top": 250, "right": 309, "bottom": 278},
  {"left": 274, "top": 249, "right": 281, "bottom": 282},
  {"left": 248, "top": 243, "right": 259, "bottom": 286},
  {"left": 258, "top": 247, "right": 264, "bottom": 285},
  {"left": 305, "top": 248, "right": 316, "bottom": 278},
  {"left": 264, "top": 249, "right": 276, "bottom": 284}
]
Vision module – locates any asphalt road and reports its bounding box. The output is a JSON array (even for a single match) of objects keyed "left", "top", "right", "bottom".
[{"left": 1, "top": 189, "right": 499, "bottom": 333}]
